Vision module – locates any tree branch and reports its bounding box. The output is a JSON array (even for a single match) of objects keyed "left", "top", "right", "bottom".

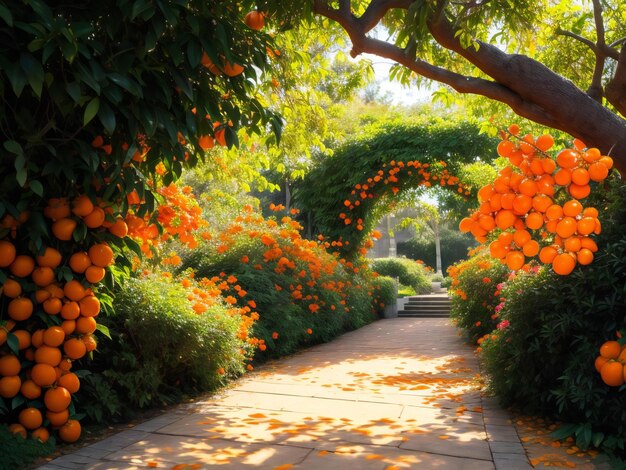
[
  {"left": 555, "top": 28, "right": 597, "bottom": 52},
  {"left": 360, "top": 0, "right": 413, "bottom": 33},
  {"left": 588, "top": 0, "right": 607, "bottom": 101},
  {"left": 606, "top": 45, "right": 626, "bottom": 117}
]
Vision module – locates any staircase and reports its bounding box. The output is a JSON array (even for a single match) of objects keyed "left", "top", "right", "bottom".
[{"left": 398, "top": 293, "right": 451, "bottom": 318}]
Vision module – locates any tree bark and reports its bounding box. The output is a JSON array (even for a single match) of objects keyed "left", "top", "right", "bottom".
[{"left": 312, "top": 0, "right": 626, "bottom": 174}]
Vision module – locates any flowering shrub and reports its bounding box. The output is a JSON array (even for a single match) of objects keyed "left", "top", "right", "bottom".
[
  {"left": 179, "top": 207, "right": 383, "bottom": 360},
  {"left": 447, "top": 249, "right": 510, "bottom": 343},
  {"left": 478, "top": 180, "right": 626, "bottom": 457}
]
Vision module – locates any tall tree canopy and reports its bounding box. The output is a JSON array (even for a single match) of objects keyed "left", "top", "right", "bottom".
[{"left": 261, "top": 0, "right": 626, "bottom": 173}]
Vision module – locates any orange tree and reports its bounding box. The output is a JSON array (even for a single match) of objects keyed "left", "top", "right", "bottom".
[
  {"left": 292, "top": 117, "right": 496, "bottom": 258},
  {"left": 0, "top": 1, "right": 282, "bottom": 446}
]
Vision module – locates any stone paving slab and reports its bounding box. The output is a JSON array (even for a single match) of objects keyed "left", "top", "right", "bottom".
[{"left": 39, "top": 318, "right": 539, "bottom": 469}]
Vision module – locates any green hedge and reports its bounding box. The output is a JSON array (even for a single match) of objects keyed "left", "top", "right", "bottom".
[
  {"left": 370, "top": 257, "right": 430, "bottom": 294},
  {"left": 397, "top": 228, "right": 477, "bottom": 273},
  {"left": 76, "top": 276, "right": 245, "bottom": 424}
]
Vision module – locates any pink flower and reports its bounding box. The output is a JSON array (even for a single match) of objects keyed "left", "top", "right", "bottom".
[
  {"left": 496, "top": 320, "right": 510, "bottom": 330},
  {"left": 494, "top": 302, "right": 505, "bottom": 313}
]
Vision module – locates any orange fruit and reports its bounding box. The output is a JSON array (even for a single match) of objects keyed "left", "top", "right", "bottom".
[
  {"left": 539, "top": 246, "right": 559, "bottom": 264},
  {"left": 513, "top": 229, "right": 531, "bottom": 248},
  {"left": 2, "top": 278, "right": 22, "bottom": 298},
  {"left": 599, "top": 156, "right": 614, "bottom": 169},
  {"left": 595, "top": 355, "right": 609, "bottom": 373},
  {"left": 495, "top": 210, "right": 516, "bottom": 230},
  {"left": 554, "top": 168, "right": 572, "bottom": 186},
  {"left": 8, "top": 297, "right": 33, "bottom": 321},
  {"left": 556, "top": 217, "right": 577, "bottom": 238},
  {"left": 36, "top": 247, "right": 62, "bottom": 268},
  {"left": 8, "top": 423, "right": 27, "bottom": 438},
  {"left": 34, "top": 289, "right": 50, "bottom": 303},
  {"left": 61, "top": 320, "right": 76, "bottom": 336},
  {"left": 79, "top": 296, "right": 100, "bottom": 317},
  {"left": 505, "top": 251, "right": 525, "bottom": 271},
  {"left": 34, "top": 345, "right": 62, "bottom": 366},
  {"left": 83, "top": 206, "right": 105, "bottom": 228},
  {"left": 20, "top": 379, "right": 42, "bottom": 399},
  {"left": 512, "top": 195, "right": 532, "bottom": 215},
  {"left": 32, "top": 427, "right": 50, "bottom": 443},
  {"left": 30, "top": 329, "right": 44, "bottom": 348},
  {"left": 69, "top": 252, "right": 91, "bottom": 274},
  {"left": 577, "top": 248, "right": 594, "bottom": 265},
  {"left": 222, "top": 61, "right": 244, "bottom": 77},
  {"left": 531, "top": 195, "right": 552, "bottom": 213},
  {"left": 52, "top": 218, "right": 77, "bottom": 241},
  {"left": 564, "top": 236, "right": 582, "bottom": 253},
  {"left": 12, "top": 330, "right": 31, "bottom": 350},
  {"left": 83, "top": 334, "right": 97, "bottom": 352},
  {"left": 545, "top": 205, "right": 563, "bottom": 221},
  {"left": 600, "top": 340, "right": 622, "bottom": 359},
  {"left": 562, "top": 200, "right": 583, "bottom": 217},
  {"left": 0, "top": 240, "right": 17, "bottom": 267},
  {"left": 522, "top": 240, "right": 540, "bottom": 257},
  {"left": 46, "top": 408, "right": 69, "bottom": 427},
  {"left": 459, "top": 218, "right": 473, "bottom": 233},
  {"left": 32, "top": 266, "right": 55, "bottom": 287},
  {"left": 88, "top": 243, "right": 114, "bottom": 267},
  {"left": 108, "top": 218, "right": 129, "bottom": 238},
  {"left": 200, "top": 52, "right": 222, "bottom": 75},
  {"left": 64, "top": 280, "right": 86, "bottom": 301},
  {"left": 197, "top": 135, "right": 215, "bottom": 151},
  {"left": 535, "top": 134, "right": 554, "bottom": 152},
  {"left": 61, "top": 301, "right": 81, "bottom": 320},
  {"left": 10, "top": 255, "right": 35, "bottom": 277},
  {"left": 556, "top": 149, "right": 578, "bottom": 168},
  {"left": 58, "top": 419, "right": 81, "bottom": 443},
  {"left": 64, "top": 338, "right": 87, "bottom": 360},
  {"left": 588, "top": 162, "right": 609, "bottom": 182},
  {"left": 58, "top": 372, "right": 80, "bottom": 394},
  {"left": 44, "top": 198, "right": 70, "bottom": 220},
  {"left": 43, "top": 326, "right": 66, "bottom": 347},
  {"left": 0, "top": 376, "right": 21, "bottom": 398},
  {"left": 85, "top": 265, "right": 106, "bottom": 284},
  {"left": 75, "top": 316, "right": 97, "bottom": 335},
  {"left": 540, "top": 157, "right": 556, "bottom": 174},
  {"left": 43, "top": 297, "right": 62, "bottom": 315},
  {"left": 18, "top": 407, "right": 43, "bottom": 430},
  {"left": 571, "top": 168, "right": 590, "bottom": 186},
  {"left": 44, "top": 386, "right": 71, "bottom": 412},
  {"left": 244, "top": 10, "right": 265, "bottom": 30},
  {"left": 525, "top": 212, "right": 544, "bottom": 230},
  {"left": 72, "top": 195, "right": 94, "bottom": 217},
  {"left": 552, "top": 253, "right": 576, "bottom": 275},
  {"left": 577, "top": 217, "right": 596, "bottom": 235},
  {"left": 569, "top": 183, "right": 591, "bottom": 199},
  {"left": 600, "top": 361, "right": 624, "bottom": 387}
]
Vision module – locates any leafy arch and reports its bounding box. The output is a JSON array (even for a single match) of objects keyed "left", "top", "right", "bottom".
[{"left": 293, "top": 117, "right": 497, "bottom": 257}]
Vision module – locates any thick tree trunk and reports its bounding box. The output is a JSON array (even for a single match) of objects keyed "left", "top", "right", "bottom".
[{"left": 312, "top": 0, "right": 626, "bottom": 175}]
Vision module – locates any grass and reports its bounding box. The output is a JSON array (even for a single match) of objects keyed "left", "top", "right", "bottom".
[{"left": 398, "top": 285, "right": 416, "bottom": 297}]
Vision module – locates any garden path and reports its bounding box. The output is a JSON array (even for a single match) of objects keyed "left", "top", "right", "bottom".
[{"left": 38, "top": 318, "right": 601, "bottom": 469}]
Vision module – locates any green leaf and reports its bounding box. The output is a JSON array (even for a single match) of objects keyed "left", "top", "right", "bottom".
[
  {"left": 4, "top": 140, "right": 24, "bottom": 156},
  {"left": 16, "top": 168, "right": 27, "bottom": 187},
  {"left": 98, "top": 100, "right": 116, "bottom": 133},
  {"left": 0, "top": 4, "right": 13, "bottom": 26},
  {"left": 29, "top": 180, "right": 44, "bottom": 197},
  {"left": 20, "top": 52, "right": 45, "bottom": 97},
  {"left": 6, "top": 333, "right": 20, "bottom": 355},
  {"left": 66, "top": 82, "right": 81, "bottom": 102},
  {"left": 95, "top": 322, "right": 112, "bottom": 340},
  {"left": 11, "top": 395, "right": 26, "bottom": 410},
  {"left": 83, "top": 97, "right": 100, "bottom": 125},
  {"left": 5, "top": 62, "right": 27, "bottom": 97}
]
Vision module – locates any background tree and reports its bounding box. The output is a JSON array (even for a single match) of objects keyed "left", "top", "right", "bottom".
[{"left": 261, "top": 0, "right": 626, "bottom": 173}]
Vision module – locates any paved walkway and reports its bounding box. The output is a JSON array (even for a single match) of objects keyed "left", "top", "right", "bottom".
[{"left": 37, "top": 318, "right": 581, "bottom": 469}]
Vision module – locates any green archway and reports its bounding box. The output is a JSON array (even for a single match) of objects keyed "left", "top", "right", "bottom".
[{"left": 293, "top": 117, "right": 498, "bottom": 258}]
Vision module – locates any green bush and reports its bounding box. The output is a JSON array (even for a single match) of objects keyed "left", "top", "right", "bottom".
[
  {"left": 447, "top": 252, "right": 509, "bottom": 343},
  {"left": 179, "top": 215, "right": 379, "bottom": 360},
  {"left": 370, "top": 257, "right": 430, "bottom": 294},
  {"left": 440, "top": 276, "right": 452, "bottom": 288},
  {"left": 479, "top": 180, "right": 626, "bottom": 458},
  {"left": 371, "top": 275, "right": 398, "bottom": 309},
  {"left": 0, "top": 425, "right": 54, "bottom": 470},
  {"left": 77, "top": 276, "right": 245, "bottom": 424},
  {"left": 397, "top": 228, "right": 477, "bottom": 273}
]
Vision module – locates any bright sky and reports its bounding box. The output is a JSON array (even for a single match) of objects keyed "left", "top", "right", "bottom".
[{"left": 362, "top": 53, "right": 433, "bottom": 105}]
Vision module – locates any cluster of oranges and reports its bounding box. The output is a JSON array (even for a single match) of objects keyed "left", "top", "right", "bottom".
[
  {"left": 0, "top": 194, "right": 124, "bottom": 443},
  {"left": 460, "top": 126, "right": 612, "bottom": 275},
  {"left": 595, "top": 340, "right": 626, "bottom": 387}
]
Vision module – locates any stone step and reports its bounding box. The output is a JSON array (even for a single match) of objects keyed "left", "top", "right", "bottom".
[
  {"left": 398, "top": 311, "right": 449, "bottom": 318},
  {"left": 403, "top": 305, "right": 450, "bottom": 311},
  {"left": 404, "top": 300, "right": 451, "bottom": 306}
]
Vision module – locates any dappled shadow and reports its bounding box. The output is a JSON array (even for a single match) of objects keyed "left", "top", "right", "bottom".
[{"left": 72, "top": 318, "right": 494, "bottom": 469}]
